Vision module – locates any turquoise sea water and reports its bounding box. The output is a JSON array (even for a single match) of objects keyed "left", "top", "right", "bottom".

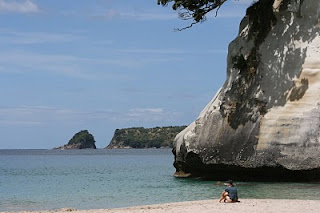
[{"left": 0, "top": 149, "right": 320, "bottom": 211}]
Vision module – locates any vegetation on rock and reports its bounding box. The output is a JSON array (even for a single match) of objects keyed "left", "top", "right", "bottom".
[
  {"left": 106, "top": 126, "right": 187, "bottom": 149},
  {"left": 68, "top": 130, "right": 96, "bottom": 148},
  {"left": 54, "top": 130, "right": 96, "bottom": 149}
]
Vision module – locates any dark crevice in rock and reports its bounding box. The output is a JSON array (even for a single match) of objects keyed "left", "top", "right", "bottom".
[
  {"left": 247, "top": 0, "right": 277, "bottom": 47},
  {"left": 219, "top": 0, "right": 277, "bottom": 130},
  {"left": 175, "top": 153, "right": 320, "bottom": 182},
  {"left": 288, "top": 78, "right": 309, "bottom": 101},
  {"left": 186, "top": 151, "right": 204, "bottom": 170},
  {"left": 280, "top": 0, "right": 305, "bottom": 16},
  {"left": 219, "top": 64, "right": 267, "bottom": 129},
  {"left": 279, "top": 0, "right": 292, "bottom": 11}
]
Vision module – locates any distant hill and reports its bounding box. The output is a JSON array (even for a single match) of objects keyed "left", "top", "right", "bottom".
[
  {"left": 53, "top": 130, "right": 96, "bottom": 150},
  {"left": 106, "top": 126, "right": 187, "bottom": 149}
]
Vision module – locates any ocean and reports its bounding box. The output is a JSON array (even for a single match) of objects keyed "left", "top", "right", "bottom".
[{"left": 0, "top": 149, "right": 319, "bottom": 211}]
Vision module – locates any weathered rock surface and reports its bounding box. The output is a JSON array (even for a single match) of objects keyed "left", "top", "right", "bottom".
[
  {"left": 54, "top": 130, "right": 96, "bottom": 150},
  {"left": 174, "top": 0, "right": 320, "bottom": 181},
  {"left": 106, "top": 126, "right": 186, "bottom": 149}
]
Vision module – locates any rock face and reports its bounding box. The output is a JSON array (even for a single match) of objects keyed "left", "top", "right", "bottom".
[
  {"left": 106, "top": 126, "right": 187, "bottom": 149},
  {"left": 54, "top": 130, "right": 96, "bottom": 149},
  {"left": 174, "top": 0, "right": 320, "bottom": 181}
]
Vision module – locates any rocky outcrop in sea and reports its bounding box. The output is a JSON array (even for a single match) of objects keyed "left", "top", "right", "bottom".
[
  {"left": 173, "top": 0, "right": 320, "bottom": 181},
  {"left": 106, "top": 126, "right": 187, "bottom": 149},
  {"left": 54, "top": 130, "right": 96, "bottom": 150}
]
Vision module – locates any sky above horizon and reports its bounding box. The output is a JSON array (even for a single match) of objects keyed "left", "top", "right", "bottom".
[{"left": 0, "top": 0, "right": 255, "bottom": 149}]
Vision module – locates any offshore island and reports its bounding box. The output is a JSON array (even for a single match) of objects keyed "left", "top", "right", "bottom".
[
  {"left": 106, "top": 126, "right": 187, "bottom": 149},
  {"left": 53, "top": 130, "right": 96, "bottom": 150},
  {"left": 54, "top": 126, "right": 186, "bottom": 150}
]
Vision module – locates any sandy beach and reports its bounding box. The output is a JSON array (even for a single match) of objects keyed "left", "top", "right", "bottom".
[{"left": 3, "top": 199, "right": 320, "bottom": 213}]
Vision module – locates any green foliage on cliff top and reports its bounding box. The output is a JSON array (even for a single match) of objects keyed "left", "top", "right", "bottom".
[
  {"left": 68, "top": 130, "right": 96, "bottom": 148},
  {"left": 108, "top": 126, "right": 187, "bottom": 148}
]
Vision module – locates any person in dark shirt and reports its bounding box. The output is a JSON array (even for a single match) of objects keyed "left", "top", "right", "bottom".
[{"left": 219, "top": 180, "right": 238, "bottom": 203}]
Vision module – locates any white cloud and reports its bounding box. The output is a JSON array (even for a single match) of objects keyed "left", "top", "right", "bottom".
[
  {"left": 104, "top": 9, "right": 118, "bottom": 20},
  {"left": 119, "top": 11, "right": 177, "bottom": 21},
  {"left": 0, "top": 30, "right": 81, "bottom": 44},
  {"left": 0, "top": 51, "right": 139, "bottom": 79},
  {"left": 1, "top": 120, "right": 42, "bottom": 126},
  {"left": 125, "top": 108, "right": 180, "bottom": 123},
  {"left": 0, "top": 106, "right": 179, "bottom": 127},
  {"left": 0, "top": 0, "right": 39, "bottom": 14},
  {"left": 0, "top": 30, "right": 183, "bottom": 79},
  {"left": 117, "top": 48, "right": 188, "bottom": 55},
  {"left": 0, "top": 106, "right": 113, "bottom": 126},
  {"left": 117, "top": 48, "right": 227, "bottom": 55},
  {"left": 0, "top": 49, "right": 182, "bottom": 79},
  {"left": 129, "top": 108, "right": 164, "bottom": 114},
  {"left": 93, "top": 9, "right": 177, "bottom": 21}
]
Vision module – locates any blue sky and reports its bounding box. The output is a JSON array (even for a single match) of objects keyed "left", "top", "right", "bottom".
[{"left": 0, "top": 0, "right": 254, "bottom": 149}]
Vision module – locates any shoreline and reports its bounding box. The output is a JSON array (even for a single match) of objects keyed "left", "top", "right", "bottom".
[{"left": 3, "top": 199, "right": 320, "bottom": 213}]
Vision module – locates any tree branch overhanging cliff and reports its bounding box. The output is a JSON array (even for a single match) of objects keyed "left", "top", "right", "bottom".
[
  {"left": 157, "top": 0, "right": 229, "bottom": 30},
  {"left": 157, "top": 0, "right": 295, "bottom": 31}
]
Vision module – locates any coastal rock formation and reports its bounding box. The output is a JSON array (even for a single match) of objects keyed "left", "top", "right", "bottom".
[
  {"left": 174, "top": 0, "right": 320, "bottom": 181},
  {"left": 54, "top": 130, "right": 96, "bottom": 149},
  {"left": 106, "top": 126, "right": 186, "bottom": 149}
]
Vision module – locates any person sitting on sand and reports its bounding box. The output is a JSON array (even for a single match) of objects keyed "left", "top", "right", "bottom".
[{"left": 219, "top": 180, "right": 238, "bottom": 203}]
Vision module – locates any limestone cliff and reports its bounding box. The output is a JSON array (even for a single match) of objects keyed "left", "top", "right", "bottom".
[
  {"left": 174, "top": 0, "right": 320, "bottom": 181},
  {"left": 54, "top": 130, "right": 96, "bottom": 150},
  {"left": 106, "top": 126, "right": 186, "bottom": 149}
]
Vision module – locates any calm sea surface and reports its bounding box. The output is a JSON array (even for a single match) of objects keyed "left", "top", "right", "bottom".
[{"left": 0, "top": 149, "right": 320, "bottom": 211}]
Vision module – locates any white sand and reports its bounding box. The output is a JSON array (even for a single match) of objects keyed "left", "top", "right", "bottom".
[{"left": 3, "top": 199, "right": 320, "bottom": 213}]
